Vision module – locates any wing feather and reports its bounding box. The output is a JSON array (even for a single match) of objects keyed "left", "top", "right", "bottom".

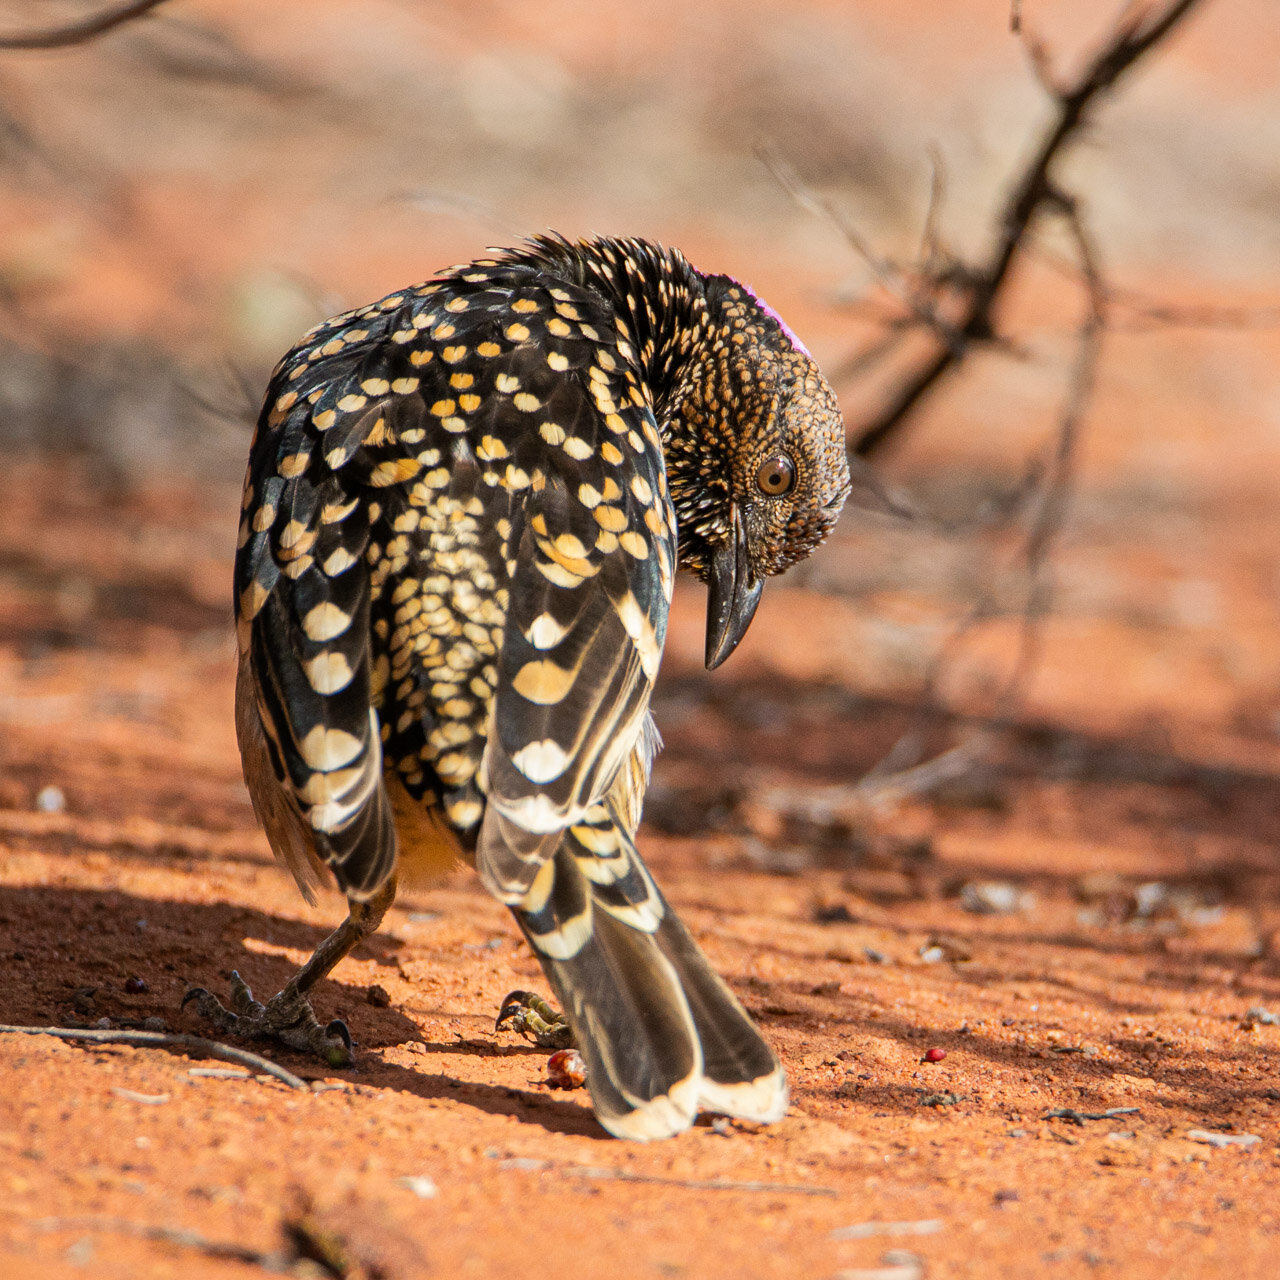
[{"left": 474, "top": 356, "right": 675, "bottom": 900}]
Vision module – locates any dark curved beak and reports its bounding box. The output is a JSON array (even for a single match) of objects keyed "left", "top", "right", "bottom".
[{"left": 705, "top": 505, "right": 763, "bottom": 670}]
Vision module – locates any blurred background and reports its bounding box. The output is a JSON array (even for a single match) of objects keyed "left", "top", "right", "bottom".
[
  {"left": 6, "top": 10, "right": 1280, "bottom": 1268},
  {"left": 1, "top": 0, "right": 1278, "bottom": 871}
]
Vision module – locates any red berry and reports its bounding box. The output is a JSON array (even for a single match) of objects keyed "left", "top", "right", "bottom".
[
  {"left": 924, "top": 1047, "right": 947, "bottom": 1063},
  {"left": 546, "top": 1048, "right": 587, "bottom": 1090}
]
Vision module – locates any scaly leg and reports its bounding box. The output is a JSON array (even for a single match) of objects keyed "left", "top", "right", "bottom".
[
  {"left": 495, "top": 989, "right": 574, "bottom": 1050},
  {"left": 184, "top": 878, "right": 396, "bottom": 1067}
]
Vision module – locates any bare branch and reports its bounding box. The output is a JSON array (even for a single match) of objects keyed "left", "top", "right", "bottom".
[
  {"left": 758, "top": 142, "right": 970, "bottom": 357},
  {"left": 0, "top": 0, "right": 171, "bottom": 51},
  {"left": 826, "top": 324, "right": 911, "bottom": 386},
  {"left": 998, "top": 190, "right": 1104, "bottom": 706},
  {"left": 858, "top": 736, "right": 995, "bottom": 810},
  {"left": 851, "top": 0, "right": 1206, "bottom": 460},
  {"left": 1030, "top": 244, "right": 1280, "bottom": 331},
  {"left": 855, "top": 191, "right": 1106, "bottom": 806}
]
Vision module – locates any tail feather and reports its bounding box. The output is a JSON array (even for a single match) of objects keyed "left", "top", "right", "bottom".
[
  {"left": 511, "top": 821, "right": 787, "bottom": 1140},
  {"left": 650, "top": 909, "right": 789, "bottom": 1123}
]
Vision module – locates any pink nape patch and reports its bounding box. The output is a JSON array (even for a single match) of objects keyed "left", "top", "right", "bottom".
[{"left": 733, "top": 279, "right": 812, "bottom": 358}]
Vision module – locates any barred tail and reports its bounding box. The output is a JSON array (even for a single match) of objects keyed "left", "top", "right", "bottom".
[{"left": 508, "top": 824, "right": 788, "bottom": 1141}]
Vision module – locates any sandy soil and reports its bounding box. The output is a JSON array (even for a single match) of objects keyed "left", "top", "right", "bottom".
[
  {"left": 3, "top": 3, "right": 1280, "bottom": 1277},
  {"left": 2, "top": 436, "right": 1280, "bottom": 1280}
]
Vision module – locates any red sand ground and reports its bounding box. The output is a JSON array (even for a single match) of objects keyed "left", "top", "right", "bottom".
[
  {"left": 2, "top": 439, "right": 1280, "bottom": 1280},
  {"left": 3, "top": 3, "right": 1280, "bottom": 1277}
]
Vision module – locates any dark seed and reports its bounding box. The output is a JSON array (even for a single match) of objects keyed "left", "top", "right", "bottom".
[{"left": 124, "top": 976, "right": 148, "bottom": 994}]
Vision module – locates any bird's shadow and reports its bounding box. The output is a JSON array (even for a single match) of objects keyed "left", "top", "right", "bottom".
[{"left": 0, "top": 882, "right": 608, "bottom": 1140}]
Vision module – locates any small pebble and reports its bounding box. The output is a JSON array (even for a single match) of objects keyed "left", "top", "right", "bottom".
[
  {"left": 924, "top": 1048, "right": 947, "bottom": 1063},
  {"left": 397, "top": 1175, "right": 439, "bottom": 1199},
  {"left": 366, "top": 984, "right": 391, "bottom": 1008},
  {"left": 35, "top": 785, "right": 65, "bottom": 813},
  {"left": 64, "top": 1238, "right": 93, "bottom": 1266},
  {"left": 124, "top": 976, "right": 148, "bottom": 994},
  {"left": 960, "top": 881, "right": 1031, "bottom": 915}
]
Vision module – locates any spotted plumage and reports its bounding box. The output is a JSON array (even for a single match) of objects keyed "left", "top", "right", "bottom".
[{"left": 203, "top": 234, "right": 851, "bottom": 1140}]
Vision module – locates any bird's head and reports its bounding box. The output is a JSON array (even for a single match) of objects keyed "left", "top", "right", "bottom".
[{"left": 663, "top": 277, "right": 852, "bottom": 668}]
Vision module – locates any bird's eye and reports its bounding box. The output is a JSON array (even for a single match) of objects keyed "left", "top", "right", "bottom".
[{"left": 755, "top": 454, "right": 795, "bottom": 497}]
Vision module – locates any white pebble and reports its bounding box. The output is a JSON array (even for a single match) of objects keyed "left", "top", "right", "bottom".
[
  {"left": 397, "top": 1175, "right": 439, "bottom": 1198},
  {"left": 35, "top": 785, "right": 65, "bottom": 813}
]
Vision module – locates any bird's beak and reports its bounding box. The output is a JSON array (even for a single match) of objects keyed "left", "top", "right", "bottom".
[{"left": 705, "top": 505, "right": 763, "bottom": 670}]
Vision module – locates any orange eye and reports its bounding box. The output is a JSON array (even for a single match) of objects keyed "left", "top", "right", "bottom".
[{"left": 755, "top": 454, "right": 795, "bottom": 497}]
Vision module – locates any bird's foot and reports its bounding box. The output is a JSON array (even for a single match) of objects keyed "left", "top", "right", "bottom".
[
  {"left": 182, "top": 971, "right": 353, "bottom": 1068},
  {"left": 495, "top": 989, "right": 574, "bottom": 1050}
]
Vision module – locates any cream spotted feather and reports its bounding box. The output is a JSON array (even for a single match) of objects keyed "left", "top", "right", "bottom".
[{"left": 227, "top": 234, "right": 851, "bottom": 1140}]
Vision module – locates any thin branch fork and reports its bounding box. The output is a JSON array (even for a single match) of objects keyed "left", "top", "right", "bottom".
[
  {"left": 997, "top": 187, "right": 1104, "bottom": 708},
  {"left": 853, "top": 189, "right": 1106, "bottom": 806},
  {"left": 851, "top": 0, "right": 1206, "bottom": 460},
  {"left": 0, "top": 0, "right": 171, "bottom": 51},
  {"left": 1029, "top": 243, "right": 1280, "bottom": 331},
  {"left": 757, "top": 143, "right": 970, "bottom": 358}
]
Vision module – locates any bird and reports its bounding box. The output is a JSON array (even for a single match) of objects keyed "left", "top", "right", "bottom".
[{"left": 184, "top": 233, "right": 852, "bottom": 1140}]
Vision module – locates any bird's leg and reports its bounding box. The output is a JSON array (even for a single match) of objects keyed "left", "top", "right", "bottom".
[
  {"left": 184, "top": 878, "right": 397, "bottom": 1067},
  {"left": 495, "top": 989, "right": 574, "bottom": 1050}
]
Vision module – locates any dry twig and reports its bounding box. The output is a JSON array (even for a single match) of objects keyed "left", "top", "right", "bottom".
[
  {"left": 1044, "top": 1106, "right": 1139, "bottom": 1125},
  {"left": 0, "top": 1023, "right": 309, "bottom": 1089},
  {"left": 564, "top": 1164, "right": 840, "bottom": 1197},
  {"left": 796, "top": 3, "right": 1200, "bottom": 806},
  {"left": 759, "top": 143, "right": 970, "bottom": 359},
  {"left": 853, "top": 196, "right": 1103, "bottom": 804},
  {"left": 849, "top": 0, "right": 1205, "bottom": 459}
]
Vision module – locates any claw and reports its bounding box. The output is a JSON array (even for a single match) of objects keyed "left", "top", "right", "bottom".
[
  {"left": 495, "top": 989, "right": 574, "bottom": 1050},
  {"left": 321, "top": 1017, "right": 354, "bottom": 1068},
  {"left": 181, "top": 976, "right": 354, "bottom": 1067},
  {"left": 181, "top": 983, "right": 242, "bottom": 1035},
  {"left": 228, "top": 970, "right": 266, "bottom": 1018},
  {"left": 495, "top": 989, "right": 533, "bottom": 1031}
]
